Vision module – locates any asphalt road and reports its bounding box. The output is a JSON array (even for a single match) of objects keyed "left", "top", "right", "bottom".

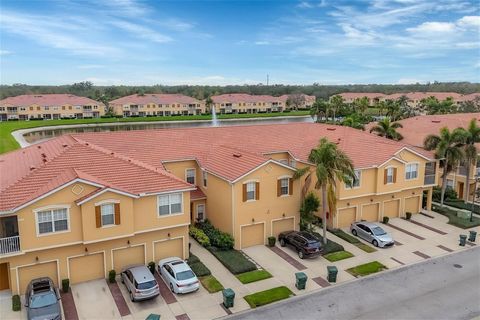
[{"left": 228, "top": 246, "right": 480, "bottom": 320}]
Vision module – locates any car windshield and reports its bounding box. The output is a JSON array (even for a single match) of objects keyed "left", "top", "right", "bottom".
[
  {"left": 29, "top": 292, "right": 57, "bottom": 309},
  {"left": 372, "top": 226, "right": 386, "bottom": 236},
  {"left": 176, "top": 270, "right": 195, "bottom": 281},
  {"left": 136, "top": 280, "right": 157, "bottom": 290}
]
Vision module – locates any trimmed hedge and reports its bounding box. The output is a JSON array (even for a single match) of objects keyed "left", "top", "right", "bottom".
[
  {"left": 209, "top": 247, "right": 256, "bottom": 274},
  {"left": 432, "top": 204, "right": 480, "bottom": 229},
  {"left": 12, "top": 295, "right": 21, "bottom": 311},
  {"left": 187, "top": 254, "right": 211, "bottom": 277},
  {"left": 330, "top": 229, "right": 360, "bottom": 244},
  {"left": 196, "top": 220, "right": 234, "bottom": 250},
  {"left": 312, "top": 232, "right": 345, "bottom": 255},
  {"left": 189, "top": 226, "right": 211, "bottom": 247},
  {"left": 445, "top": 199, "right": 480, "bottom": 215}
]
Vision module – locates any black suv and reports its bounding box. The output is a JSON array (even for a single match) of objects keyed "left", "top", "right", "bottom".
[{"left": 278, "top": 230, "right": 322, "bottom": 259}]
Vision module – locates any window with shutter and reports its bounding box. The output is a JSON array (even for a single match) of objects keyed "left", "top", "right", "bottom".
[{"left": 100, "top": 203, "right": 115, "bottom": 226}]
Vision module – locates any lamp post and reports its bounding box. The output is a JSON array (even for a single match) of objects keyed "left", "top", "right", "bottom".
[{"left": 470, "top": 174, "right": 479, "bottom": 222}]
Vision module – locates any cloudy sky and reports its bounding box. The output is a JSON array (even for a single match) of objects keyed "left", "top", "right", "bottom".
[{"left": 1, "top": 0, "right": 479, "bottom": 85}]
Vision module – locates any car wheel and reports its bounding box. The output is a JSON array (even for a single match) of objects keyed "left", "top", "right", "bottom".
[
  {"left": 298, "top": 251, "right": 304, "bottom": 259},
  {"left": 372, "top": 240, "right": 378, "bottom": 247},
  {"left": 280, "top": 239, "right": 286, "bottom": 247},
  {"left": 170, "top": 282, "right": 175, "bottom": 293},
  {"left": 352, "top": 229, "right": 357, "bottom": 236},
  {"left": 130, "top": 291, "right": 135, "bottom": 302}
]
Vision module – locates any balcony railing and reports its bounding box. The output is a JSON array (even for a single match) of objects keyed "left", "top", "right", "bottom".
[
  {"left": 424, "top": 174, "right": 436, "bottom": 185},
  {"left": 0, "top": 236, "right": 20, "bottom": 255}
]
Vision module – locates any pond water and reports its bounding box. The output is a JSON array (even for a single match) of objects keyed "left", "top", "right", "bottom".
[{"left": 23, "top": 116, "right": 313, "bottom": 144}]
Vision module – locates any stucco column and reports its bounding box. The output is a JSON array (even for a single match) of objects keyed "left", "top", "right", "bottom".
[{"left": 426, "top": 188, "right": 432, "bottom": 210}]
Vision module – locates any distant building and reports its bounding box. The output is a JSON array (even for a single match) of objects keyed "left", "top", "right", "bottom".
[
  {"left": 211, "top": 93, "right": 315, "bottom": 114},
  {"left": 0, "top": 94, "right": 105, "bottom": 121},
  {"left": 109, "top": 94, "right": 206, "bottom": 117}
]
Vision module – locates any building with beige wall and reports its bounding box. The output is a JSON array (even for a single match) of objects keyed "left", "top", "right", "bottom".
[
  {"left": 397, "top": 113, "right": 480, "bottom": 201},
  {"left": 110, "top": 94, "right": 206, "bottom": 117},
  {"left": 0, "top": 123, "right": 438, "bottom": 293},
  {"left": 0, "top": 94, "right": 106, "bottom": 121},
  {"left": 211, "top": 93, "right": 315, "bottom": 114}
]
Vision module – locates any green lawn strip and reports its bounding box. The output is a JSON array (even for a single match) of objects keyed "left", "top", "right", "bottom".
[
  {"left": 323, "top": 250, "right": 354, "bottom": 262},
  {"left": 236, "top": 269, "right": 272, "bottom": 284},
  {"left": 243, "top": 286, "right": 294, "bottom": 308},
  {"left": 199, "top": 275, "right": 224, "bottom": 293},
  {"left": 208, "top": 247, "right": 257, "bottom": 275},
  {"left": 329, "top": 229, "right": 377, "bottom": 252},
  {"left": 346, "top": 261, "right": 387, "bottom": 277},
  {"left": 432, "top": 204, "right": 480, "bottom": 229},
  {"left": 0, "top": 111, "right": 309, "bottom": 154}
]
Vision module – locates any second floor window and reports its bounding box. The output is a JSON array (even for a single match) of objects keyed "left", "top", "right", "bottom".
[
  {"left": 243, "top": 182, "right": 259, "bottom": 202},
  {"left": 277, "top": 178, "right": 292, "bottom": 196},
  {"left": 386, "top": 167, "right": 396, "bottom": 184},
  {"left": 186, "top": 169, "right": 195, "bottom": 184},
  {"left": 405, "top": 163, "right": 419, "bottom": 180},
  {"left": 37, "top": 208, "right": 68, "bottom": 235},
  {"left": 101, "top": 203, "right": 115, "bottom": 226},
  {"left": 346, "top": 170, "right": 361, "bottom": 189},
  {"left": 158, "top": 193, "right": 182, "bottom": 216},
  {"left": 202, "top": 170, "right": 207, "bottom": 187}
]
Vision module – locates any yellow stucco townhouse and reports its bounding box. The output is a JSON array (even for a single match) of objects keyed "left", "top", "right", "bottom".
[{"left": 0, "top": 122, "right": 438, "bottom": 294}]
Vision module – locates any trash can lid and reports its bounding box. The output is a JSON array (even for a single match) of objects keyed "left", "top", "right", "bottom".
[
  {"left": 223, "top": 288, "right": 235, "bottom": 295},
  {"left": 295, "top": 272, "right": 307, "bottom": 279},
  {"left": 327, "top": 266, "right": 338, "bottom": 271},
  {"left": 145, "top": 314, "right": 160, "bottom": 320},
  {"left": 469, "top": 230, "right": 477, "bottom": 234},
  {"left": 460, "top": 234, "right": 468, "bottom": 238}
]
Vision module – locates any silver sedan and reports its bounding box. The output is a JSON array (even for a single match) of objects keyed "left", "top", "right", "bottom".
[{"left": 350, "top": 221, "right": 394, "bottom": 248}]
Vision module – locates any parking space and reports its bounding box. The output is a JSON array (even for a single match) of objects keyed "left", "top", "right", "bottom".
[{"left": 72, "top": 279, "right": 121, "bottom": 320}]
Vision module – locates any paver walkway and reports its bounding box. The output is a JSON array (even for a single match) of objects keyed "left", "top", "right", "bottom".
[
  {"left": 269, "top": 246, "right": 307, "bottom": 270},
  {"left": 61, "top": 291, "right": 79, "bottom": 320},
  {"left": 154, "top": 272, "right": 177, "bottom": 304},
  {"left": 107, "top": 280, "right": 130, "bottom": 316}
]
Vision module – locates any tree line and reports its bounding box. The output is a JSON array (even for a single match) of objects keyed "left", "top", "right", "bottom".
[{"left": 1, "top": 81, "right": 479, "bottom": 102}]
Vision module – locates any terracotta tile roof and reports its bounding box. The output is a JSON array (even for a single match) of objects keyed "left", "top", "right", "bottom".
[
  {"left": 337, "top": 93, "right": 386, "bottom": 100},
  {"left": 212, "top": 94, "right": 287, "bottom": 104},
  {"left": 385, "top": 92, "right": 462, "bottom": 101},
  {"left": 109, "top": 94, "right": 202, "bottom": 105},
  {"left": 455, "top": 93, "right": 480, "bottom": 102},
  {"left": 1, "top": 123, "right": 435, "bottom": 212},
  {"left": 190, "top": 188, "right": 206, "bottom": 201},
  {"left": 0, "top": 94, "right": 104, "bottom": 107},
  {"left": 396, "top": 113, "right": 480, "bottom": 148}
]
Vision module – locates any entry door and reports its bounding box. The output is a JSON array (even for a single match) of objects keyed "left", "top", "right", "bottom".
[
  {"left": 197, "top": 204, "right": 205, "bottom": 221},
  {"left": 458, "top": 182, "right": 464, "bottom": 199}
]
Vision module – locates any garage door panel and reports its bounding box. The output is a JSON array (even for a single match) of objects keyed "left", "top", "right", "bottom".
[
  {"left": 405, "top": 196, "right": 420, "bottom": 214},
  {"left": 338, "top": 207, "right": 356, "bottom": 228},
  {"left": 272, "top": 218, "right": 295, "bottom": 238},
  {"left": 241, "top": 223, "right": 264, "bottom": 248},
  {"left": 384, "top": 200, "right": 400, "bottom": 218},
  {"left": 113, "top": 246, "right": 145, "bottom": 273},
  {"left": 362, "top": 204, "right": 379, "bottom": 222},
  {"left": 69, "top": 253, "right": 104, "bottom": 284},
  {"left": 19, "top": 262, "right": 58, "bottom": 294},
  {"left": 154, "top": 238, "right": 184, "bottom": 262}
]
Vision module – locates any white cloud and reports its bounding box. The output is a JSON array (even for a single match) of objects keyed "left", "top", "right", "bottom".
[
  {"left": 297, "top": 2, "right": 314, "bottom": 9},
  {"left": 407, "top": 21, "right": 456, "bottom": 34},
  {"left": 0, "top": 50, "right": 12, "bottom": 55},
  {"left": 110, "top": 20, "right": 172, "bottom": 43},
  {"left": 77, "top": 64, "right": 105, "bottom": 69},
  {"left": 457, "top": 15, "right": 480, "bottom": 28},
  {"left": 255, "top": 41, "right": 270, "bottom": 45},
  {"left": 397, "top": 78, "right": 426, "bottom": 84}
]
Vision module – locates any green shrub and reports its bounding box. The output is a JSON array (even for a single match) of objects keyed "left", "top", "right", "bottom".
[
  {"left": 330, "top": 229, "right": 360, "bottom": 244},
  {"left": 445, "top": 200, "right": 480, "bottom": 215},
  {"left": 209, "top": 247, "right": 256, "bottom": 274},
  {"left": 406, "top": 212, "right": 412, "bottom": 220},
  {"left": 62, "top": 278, "right": 70, "bottom": 293},
  {"left": 433, "top": 186, "right": 457, "bottom": 202},
  {"left": 267, "top": 236, "right": 276, "bottom": 247},
  {"left": 189, "top": 261, "right": 211, "bottom": 277},
  {"left": 382, "top": 216, "right": 389, "bottom": 224},
  {"left": 108, "top": 270, "right": 116, "bottom": 283},
  {"left": 196, "top": 220, "right": 234, "bottom": 250},
  {"left": 148, "top": 261, "right": 155, "bottom": 274},
  {"left": 312, "top": 232, "right": 344, "bottom": 254},
  {"left": 12, "top": 295, "right": 21, "bottom": 311},
  {"left": 189, "top": 226, "right": 211, "bottom": 247},
  {"left": 432, "top": 204, "right": 480, "bottom": 229},
  {"left": 187, "top": 253, "right": 200, "bottom": 264}
]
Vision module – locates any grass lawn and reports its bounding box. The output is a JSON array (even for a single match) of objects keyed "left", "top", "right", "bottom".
[
  {"left": 236, "top": 269, "right": 272, "bottom": 284},
  {"left": 243, "top": 286, "right": 294, "bottom": 308},
  {"left": 199, "top": 275, "right": 224, "bottom": 293},
  {"left": 346, "top": 261, "right": 387, "bottom": 277},
  {"left": 209, "top": 248, "right": 257, "bottom": 275},
  {"left": 330, "top": 229, "right": 377, "bottom": 253},
  {"left": 0, "top": 111, "right": 309, "bottom": 154},
  {"left": 323, "top": 250, "right": 354, "bottom": 262},
  {"left": 432, "top": 204, "right": 480, "bottom": 229}
]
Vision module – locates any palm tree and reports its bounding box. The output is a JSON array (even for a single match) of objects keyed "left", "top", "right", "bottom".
[
  {"left": 461, "top": 119, "right": 480, "bottom": 202},
  {"left": 424, "top": 127, "right": 467, "bottom": 206},
  {"left": 310, "top": 100, "right": 328, "bottom": 123},
  {"left": 294, "top": 138, "right": 356, "bottom": 244},
  {"left": 354, "top": 96, "right": 370, "bottom": 114},
  {"left": 341, "top": 115, "right": 365, "bottom": 130},
  {"left": 205, "top": 96, "right": 213, "bottom": 114},
  {"left": 385, "top": 99, "right": 400, "bottom": 120},
  {"left": 369, "top": 117, "right": 404, "bottom": 140},
  {"left": 329, "top": 95, "right": 344, "bottom": 123}
]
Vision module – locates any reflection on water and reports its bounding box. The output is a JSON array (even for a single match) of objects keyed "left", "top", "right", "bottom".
[{"left": 23, "top": 117, "right": 313, "bottom": 144}]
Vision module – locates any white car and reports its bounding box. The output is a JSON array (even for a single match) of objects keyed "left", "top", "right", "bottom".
[{"left": 157, "top": 257, "right": 200, "bottom": 294}]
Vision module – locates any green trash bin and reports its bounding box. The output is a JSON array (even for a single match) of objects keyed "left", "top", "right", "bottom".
[
  {"left": 222, "top": 288, "right": 235, "bottom": 308},
  {"left": 468, "top": 231, "right": 477, "bottom": 242},
  {"left": 295, "top": 272, "right": 307, "bottom": 290},
  {"left": 327, "top": 266, "right": 338, "bottom": 283},
  {"left": 459, "top": 234, "right": 467, "bottom": 246}
]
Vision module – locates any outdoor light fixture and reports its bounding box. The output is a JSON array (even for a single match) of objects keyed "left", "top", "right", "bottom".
[
  {"left": 127, "top": 240, "right": 130, "bottom": 245},
  {"left": 412, "top": 191, "right": 415, "bottom": 195},
  {"left": 347, "top": 202, "right": 350, "bottom": 206},
  {"left": 167, "top": 233, "right": 171, "bottom": 237},
  {"left": 370, "top": 198, "right": 373, "bottom": 202},
  {"left": 85, "top": 247, "right": 88, "bottom": 253},
  {"left": 282, "top": 213, "right": 285, "bottom": 218},
  {"left": 35, "top": 256, "right": 39, "bottom": 262},
  {"left": 252, "top": 218, "right": 255, "bottom": 223},
  {"left": 392, "top": 195, "right": 395, "bottom": 198}
]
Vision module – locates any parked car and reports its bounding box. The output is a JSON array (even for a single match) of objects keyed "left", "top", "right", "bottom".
[
  {"left": 121, "top": 265, "right": 160, "bottom": 302},
  {"left": 158, "top": 257, "right": 199, "bottom": 294},
  {"left": 278, "top": 230, "right": 322, "bottom": 259},
  {"left": 25, "top": 277, "right": 62, "bottom": 320},
  {"left": 350, "top": 221, "right": 394, "bottom": 248}
]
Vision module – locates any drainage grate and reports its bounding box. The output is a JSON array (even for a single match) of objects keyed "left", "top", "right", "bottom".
[{"left": 453, "top": 264, "right": 463, "bottom": 268}]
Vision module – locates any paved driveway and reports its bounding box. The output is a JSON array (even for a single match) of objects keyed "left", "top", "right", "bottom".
[{"left": 72, "top": 279, "right": 121, "bottom": 320}]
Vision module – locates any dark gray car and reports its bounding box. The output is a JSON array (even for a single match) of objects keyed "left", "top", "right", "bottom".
[{"left": 25, "top": 277, "right": 62, "bottom": 320}]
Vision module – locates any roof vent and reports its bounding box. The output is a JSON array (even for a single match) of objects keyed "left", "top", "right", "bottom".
[
  {"left": 37, "top": 145, "right": 41, "bottom": 149},
  {"left": 111, "top": 152, "right": 114, "bottom": 155},
  {"left": 41, "top": 153, "right": 46, "bottom": 158},
  {"left": 30, "top": 165, "right": 36, "bottom": 170},
  {"left": 233, "top": 153, "right": 242, "bottom": 158},
  {"left": 431, "top": 120, "right": 441, "bottom": 123},
  {"left": 85, "top": 143, "right": 89, "bottom": 146},
  {"left": 62, "top": 144, "right": 68, "bottom": 148},
  {"left": 326, "top": 127, "right": 336, "bottom": 131},
  {"left": 42, "top": 158, "right": 47, "bottom": 163}
]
